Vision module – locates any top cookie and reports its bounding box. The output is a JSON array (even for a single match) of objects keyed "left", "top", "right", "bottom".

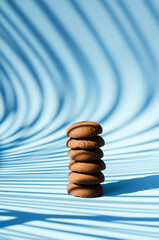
[{"left": 66, "top": 121, "right": 102, "bottom": 138}]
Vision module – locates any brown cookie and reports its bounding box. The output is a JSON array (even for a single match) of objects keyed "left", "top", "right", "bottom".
[
  {"left": 66, "top": 121, "right": 102, "bottom": 138},
  {"left": 68, "top": 149, "right": 103, "bottom": 161},
  {"left": 68, "top": 159, "right": 106, "bottom": 173},
  {"left": 68, "top": 171, "right": 105, "bottom": 185},
  {"left": 66, "top": 136, "right": 105, "bottom": 149},
  {"left": 67, "top": 183, "right": 103, "bottom": 198}
]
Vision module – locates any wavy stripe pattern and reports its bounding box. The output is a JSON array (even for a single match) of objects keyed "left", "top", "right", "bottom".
[{"left": 0, "top": 0, "right": 159, "bottom": 239}]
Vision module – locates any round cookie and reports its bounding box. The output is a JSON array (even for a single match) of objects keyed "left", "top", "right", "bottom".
[
  {"left": 68, "top": 149, "right": 103, "bottom": 161},
  {"left": 67, "top": 183, "right": 103, "bottom": 198},
  {"left": 66, "top": 121, "right": 102, "bottom": 138},
  {"left": 68, "top": 171, "right": 105, "bottom": 185},
  {"left": 68, "top": 159, "right": 106, "bottom": 173},
  {"left": 66, "top": 136, "right": 105, "bottom": 149}
]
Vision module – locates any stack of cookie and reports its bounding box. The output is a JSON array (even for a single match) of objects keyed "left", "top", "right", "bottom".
[{"left": 66, "top": 121, "right": 105, "bottom": 198}]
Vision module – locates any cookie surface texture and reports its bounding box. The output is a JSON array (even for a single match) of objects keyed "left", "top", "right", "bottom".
[
  {"left": 66, "top": 121, "right": 102, "bottom": 138},
  {"left": 68, "top": 159, "right": 106, "bottom": 173},
  {"left": 66, "top": 136, "right": 105, "bottom": 149},
  {"left": 68, "top": 171, "right": 105, "bottom": 185},
  {"left": 67, "top": 183, "right": 103, "bottom": 198},
  {"left": 68, "top": 149, "right": 103, "bottom": 161}
]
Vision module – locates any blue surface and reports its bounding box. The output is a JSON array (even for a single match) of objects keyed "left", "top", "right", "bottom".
[{"left": 0, "top": 0, "right": 159, "bottom": 239}]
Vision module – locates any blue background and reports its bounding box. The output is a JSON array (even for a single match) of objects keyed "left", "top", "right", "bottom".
[{"left": 0, "top": 0, "right": 159, "bottom": 239}]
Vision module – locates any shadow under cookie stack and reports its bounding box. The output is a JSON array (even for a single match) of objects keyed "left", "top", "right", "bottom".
[{"left": 66, "top": 121, "right": 106, "bottom": 198}]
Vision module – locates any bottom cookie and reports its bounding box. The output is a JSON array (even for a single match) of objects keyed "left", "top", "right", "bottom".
[{"left": 67, "top": 182, "right": 103, "bottom": 198}]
